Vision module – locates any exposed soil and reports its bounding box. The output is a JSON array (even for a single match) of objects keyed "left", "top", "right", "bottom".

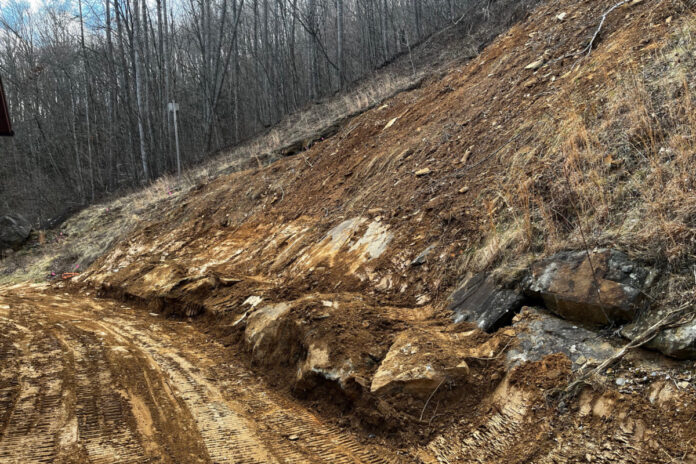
[
  {"left": 0, "top": 285, "right": 401, "bottom": 463},
  {"left": 3, "top": 285, "right": 696, "bottom": 463}
]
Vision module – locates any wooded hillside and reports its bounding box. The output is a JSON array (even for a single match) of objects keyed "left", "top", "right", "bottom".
[{"left": 0, "top": 0, "right": 533, "bottom": 224}]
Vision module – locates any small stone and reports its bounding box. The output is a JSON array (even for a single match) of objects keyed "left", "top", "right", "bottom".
[
  {"left": 556, "top": 12, "right": 567, "bottom": 21},
  {"left": 523, "top": 77, "right": 538, "bottom": 88},
  {"left": 525, "top": 59, "right": 545, "bottom": 70},
  {"left": 411, "top": 244, "right": 436, "bottom": 266},
  {"left": 288, "top": 435, "right": 299, "bottom": 441},
  {"left": 616, "top": 378, "right": 626, "bottom": 386},
  {"left": 458, "top": 186, "right": 469, "bottom": 194},
  {"left": 678, "top": 381, "right": 690, "bottom": 389},
  {"left": 243, "top": 296, "right": 263, "bottom": 307},
  {"left": 415, "top": 168, "right": 432, "bottom": 177},
  {"left": 460, "top": 147, "right": 472, "bottom": 164},
  {"left": 575, "top": 355, "right": 587, "bottom": 365},
  {"left": 666, "top": 16, "right": 672, "bottom": 25},
  {"left": 383, "top": 117, "right": 398, "bottom": 130}
]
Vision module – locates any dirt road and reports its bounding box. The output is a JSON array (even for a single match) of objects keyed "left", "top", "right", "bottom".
[{"left": 0, "top": 284, "right": 398, "bottom": 464}]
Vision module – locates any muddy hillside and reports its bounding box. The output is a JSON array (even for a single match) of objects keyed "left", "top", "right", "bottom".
[{"left": 3, "top": 0, "right": 696, "bottom": 462}]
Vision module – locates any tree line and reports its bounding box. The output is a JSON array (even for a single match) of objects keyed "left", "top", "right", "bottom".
[{"left": 0, "top": 0, "right": 502, "bottom": 224}]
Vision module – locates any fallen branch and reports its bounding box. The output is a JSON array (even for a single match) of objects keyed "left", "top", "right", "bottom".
[
  {"left": 565, "top": 0, "right": 631, "bottom": 69},
  {"left": 585, "top": 0, "right": 629, "bottom": 58},
  {"left": 420, "top": 377, "right": 446, "bottom": 421}
]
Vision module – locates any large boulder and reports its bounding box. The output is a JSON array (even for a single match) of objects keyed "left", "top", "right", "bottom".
[
  {"left": 448, "top": 273, "right": 524, "bottom": 331},
  {"left": 243, "top": 296, "right": 387, "bottom": 396},
  {"left": 0, "top": 214, "right": 32, "bottom": 251},
  {"left": 506, "top": 307, "right": 620, "bottom": 370},
  {"left": 370, "top": 329, "right": 489, "bottom": 397},
  {"left": 245, "top": 302, "right": 303, "bottom": 365},
  {"left": 523, "top": 249, "right": 658, "bottom": 327}
]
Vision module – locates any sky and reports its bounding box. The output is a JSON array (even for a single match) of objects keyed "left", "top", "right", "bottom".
[
  {"left": 0, "top": 0, "right": 105, "bottom": 35},
  {"left": 0, "top": 0, "right": 42, "bottom": 13}
]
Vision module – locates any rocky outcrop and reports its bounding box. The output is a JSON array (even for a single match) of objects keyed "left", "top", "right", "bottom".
[
  {"left": 245, "top": 302, "right": 303, "bottom": 365},
  {"left": 370, "top": 329, "right": 500, "bottom": 397},
  {"left": 523, "top": 249, "right": 658, "bottom": 327},
  {"left": 448, "top": 273, "right": 524, "bottom": 331},
  {"left": 0, "top": 214, "right": 32, "bottom": 251},
  {"left": 295, "top": 341, "right": 365, "bottom": 397},
  {"left": 242, "top": 295, "right": 389, "bottom": 395},
  {"left": 506, "top": 307, "right": 621, "bottom": 370}
]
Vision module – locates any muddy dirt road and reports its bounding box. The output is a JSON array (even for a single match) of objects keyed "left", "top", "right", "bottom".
[{"left": 0, "top": 284, "right": 398, "bottom": 464}]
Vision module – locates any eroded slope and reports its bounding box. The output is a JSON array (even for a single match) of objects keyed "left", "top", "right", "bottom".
[{"left": 47, "top": 0, "right": 696, "bottom": 461}]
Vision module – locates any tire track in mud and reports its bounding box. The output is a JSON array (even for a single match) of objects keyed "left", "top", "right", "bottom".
[
  {"left": 0, "top": 324, "right": 64, "bottom": 463},
  {"left": 61, "top": 328, "right": 148, "bottom": 464},
  {"left": 425, "top": 384, "right": 530, "bottom": 464},
  {"left": 106, "top": 321, "right": 395, "bottom": 464},
  {"left": 0, "top": 288, "right": 398, "bottom": 464}
]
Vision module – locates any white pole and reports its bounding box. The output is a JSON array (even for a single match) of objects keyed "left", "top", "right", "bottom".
[{"left": 169, "top": 102, "right": 181, "bottom": 184}]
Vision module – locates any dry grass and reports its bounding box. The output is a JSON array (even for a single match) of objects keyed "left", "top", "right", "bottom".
[{"left": 483, "top": 13, "right": 696, "bottom": 276}]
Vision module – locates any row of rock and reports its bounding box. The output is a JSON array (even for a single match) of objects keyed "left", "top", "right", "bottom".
[
  {"left": 450, "top": 248, "right": 695, "bottom": 358},
  {"left": 238, "top": 248, "right": 691, "bottom": 406}
]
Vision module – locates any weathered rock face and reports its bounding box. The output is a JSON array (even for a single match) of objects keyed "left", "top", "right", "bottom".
[
  {"left": 523, "top": 249, "right": 658, "bottom": 327},
  {"left": 506, "top": 307, "right": 620, "bottom": 370},
  {"left": 448, "top": 273, "right": 524, "bottom": 331},
  {"left": 245, "top": 302, "right": 302, "bottom": 365},
  {"left": 295, "top": 341, "right": 364, "bottom": 397},
  {"left": 371, "top": 329, "right": 481, "bottom": 397},
  {"left": 0, "top": 215, "right": 32, "bottom": 251}
]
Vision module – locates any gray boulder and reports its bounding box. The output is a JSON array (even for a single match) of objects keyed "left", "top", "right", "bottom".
[
  {"left": 622, "top": 311, "right": 696, "bottom": 359},
  {"left": 0, "top": 215, "right": 32, "bottom": 250},
  {"left": 447, "top": 273, "right": 524, "bottom": 331},
  {"left": 506, "top": 307, "right": 621, "bottom": 370},
  {"left": 522, "top": 249, "right": 658, "bottom": 327}
]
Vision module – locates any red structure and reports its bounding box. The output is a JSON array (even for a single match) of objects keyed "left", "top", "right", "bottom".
[{"left": 0, "top": 76, "right": 13, "bottom": 136}]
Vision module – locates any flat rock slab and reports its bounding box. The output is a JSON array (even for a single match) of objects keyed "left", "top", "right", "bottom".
[
  {"left": 448, "top": 273, "right": 524, "bottom": 331},
  {"left": 523, "top": 249, "right": 658, "bottom": 327},
  {"left": 371, "top": 329, "right": 470, "bottom": 397},
  {"left": 506, "top": 307, "right": 620, "bottom": 370}
]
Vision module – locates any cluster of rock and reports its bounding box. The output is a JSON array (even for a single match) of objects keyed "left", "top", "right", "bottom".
[
  {"left": 451, "top": 248, "right": 696, "bottom": 359},
  {"left": 236, "top": 248, "right": 694, "bottom": 403}
]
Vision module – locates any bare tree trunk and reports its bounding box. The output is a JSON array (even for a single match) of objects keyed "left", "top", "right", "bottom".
[
  {"left": 78, "top": 0, "right": 95, "bottom": 201},
  {"left": 106, "top": 0, "right": 118, "bottom": 191},
  {"left": 134, "top": 0, "right": 150, "bottom": 181},
  {"left": 336, "top": 0, "right": 343, "bottom": 90}
]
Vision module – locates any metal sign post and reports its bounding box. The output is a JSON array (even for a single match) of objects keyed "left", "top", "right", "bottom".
[{"left": 168, "top": 101, "right": 181, "bottom": 183}]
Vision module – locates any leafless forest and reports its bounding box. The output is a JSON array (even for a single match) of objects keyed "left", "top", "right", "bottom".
[{"left": 0, "top": 0, "right": 514, "bottom": 224}]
